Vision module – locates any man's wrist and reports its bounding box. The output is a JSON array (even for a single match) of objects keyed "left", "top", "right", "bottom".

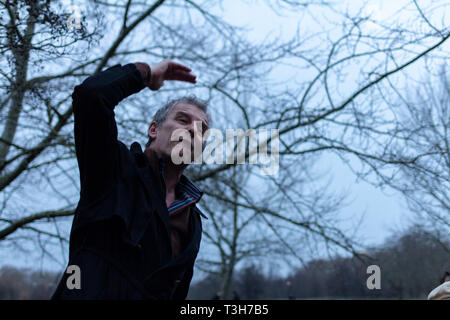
[{"left": 134, "top": 62, "right": 151, "bottom": 86}]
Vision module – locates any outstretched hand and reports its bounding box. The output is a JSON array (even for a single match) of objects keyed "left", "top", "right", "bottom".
[{"left": 141, "top": 59, "right": 196, "bottom": 91}]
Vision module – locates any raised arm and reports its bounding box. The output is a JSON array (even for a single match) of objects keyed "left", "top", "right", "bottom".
[{"left": 73, "top": 60, "right": 196, "bottom": 205}]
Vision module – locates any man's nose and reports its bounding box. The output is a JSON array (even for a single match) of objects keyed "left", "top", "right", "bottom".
[
  {"left": 188, "top": 121, "right": 202, "bottom": 138},
  {"left": 185, "top": 124, "right": 195, "bottom": 141}
]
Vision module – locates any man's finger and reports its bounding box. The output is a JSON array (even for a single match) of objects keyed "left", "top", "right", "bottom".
[
  {"left": 169, "top": 62, "right": 192, "bottom": 73},
  {"left": 166, "top": 70, "right": 197, "bottom": 83}
]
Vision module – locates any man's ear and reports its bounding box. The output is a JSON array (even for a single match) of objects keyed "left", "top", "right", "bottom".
[{"left": 148, "top": 121, "right": 158, "bottom": 140}]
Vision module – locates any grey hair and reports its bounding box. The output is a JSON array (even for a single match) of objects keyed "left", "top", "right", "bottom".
[{"left": 146, "top": 95, "right": 211, "bottom": 148}]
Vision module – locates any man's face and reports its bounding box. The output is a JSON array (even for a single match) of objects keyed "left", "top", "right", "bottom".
[{"left": 148, "top": 103, "right": 209, "bottom": 164}]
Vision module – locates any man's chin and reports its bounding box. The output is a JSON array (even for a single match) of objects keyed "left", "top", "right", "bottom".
[
  {"left": 174, "top": 148, "right": 199, "bottom": 165},
  {"left": 166, "top": 149, "right": 189, "bottom": 166}
]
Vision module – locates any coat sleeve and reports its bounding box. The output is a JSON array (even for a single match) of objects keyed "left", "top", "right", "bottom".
[{"left": 73, "top": 63, "right": 144, "bottom": 205}]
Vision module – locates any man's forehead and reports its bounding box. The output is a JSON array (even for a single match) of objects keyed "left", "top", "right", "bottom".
[{"left": 171, "top": 103, "right": 208, "bottom": 124}]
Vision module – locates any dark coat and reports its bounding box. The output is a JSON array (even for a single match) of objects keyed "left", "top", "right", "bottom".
[{"left": 51, "top": 63, "right": 206, "bottom": 300}]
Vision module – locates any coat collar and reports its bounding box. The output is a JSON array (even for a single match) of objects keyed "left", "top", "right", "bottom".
[
  {"left": 130, "top": 141, "right": 204, "bottom": 198},
  {"left": 129, "top": 142, "right": 206, "bottom": 247},
  {"left": 129, "top": 141, "right": 171, "bottom": 249}
]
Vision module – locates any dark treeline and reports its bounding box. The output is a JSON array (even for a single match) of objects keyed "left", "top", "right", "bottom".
[
  {"left": 0, "top": 265, "right": 59, "bottom": 299},
  {"left": 188, "top": 225, "right": 449, "bottom": 300},
  {"left": 0, "top": 225, "right": 448, "bottom": 300}
]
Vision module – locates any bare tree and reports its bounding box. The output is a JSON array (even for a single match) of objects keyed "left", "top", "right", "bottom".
[
  {"left": 193, "top": 149, "right": 357, "bottom": 298},
  {"left": 189, "top": 0, "right": 449, "bottom": 296},
  {"left": 388, "top": 67, "right": 449, "bottom": 235}
]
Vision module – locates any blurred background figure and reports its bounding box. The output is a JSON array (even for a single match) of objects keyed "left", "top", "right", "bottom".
[
  {"left": 211, "top": 291, "right": 222, "bottom": 300},
  {"left": 427, "top": 271, "right": 450, "bottom": 300}
]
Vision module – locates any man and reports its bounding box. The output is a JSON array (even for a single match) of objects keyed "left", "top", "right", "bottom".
[{"left": 51, "top": 59, "right": 210, "bottom": 300}]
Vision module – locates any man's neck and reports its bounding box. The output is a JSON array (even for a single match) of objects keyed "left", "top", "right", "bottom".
[
  {"left": 145, "top": 146, "right": 187, "bottom": 196},
  {"left": 163, "top": 160, "right": 185, "bottom": 194}
]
